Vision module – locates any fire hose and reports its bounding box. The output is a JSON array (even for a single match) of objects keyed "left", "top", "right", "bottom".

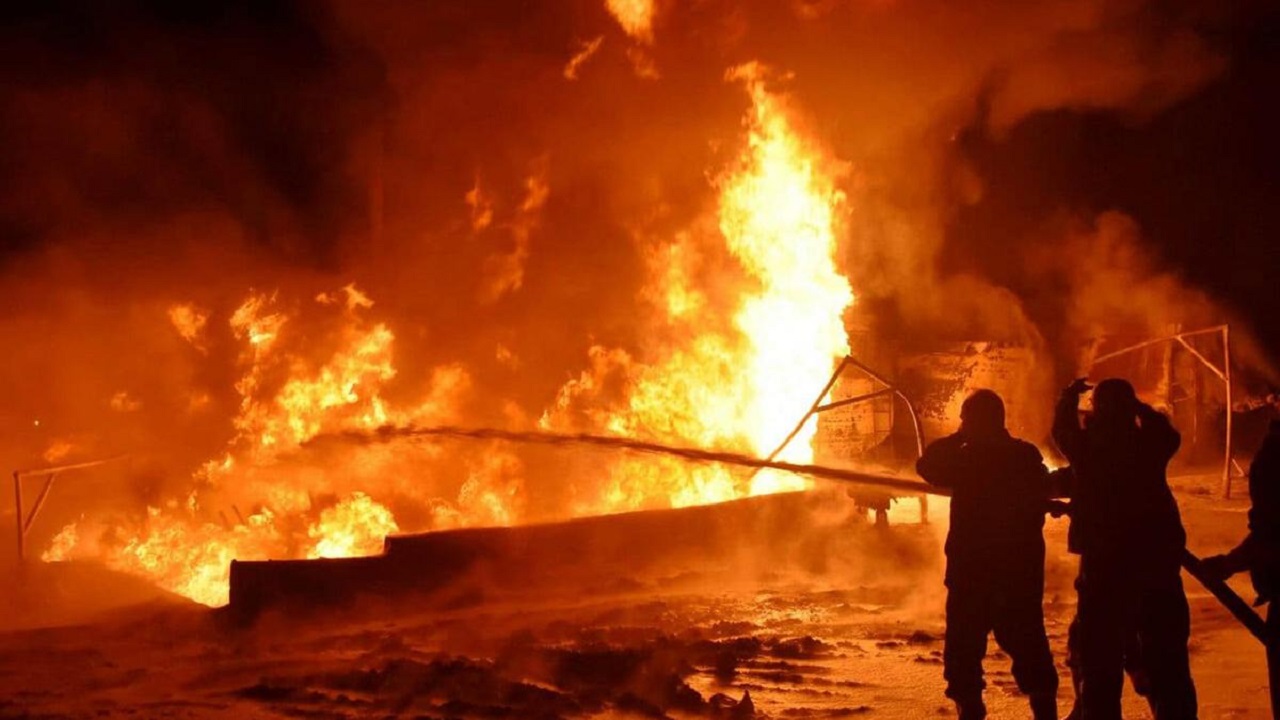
[
  {"left": 1180, "top": 549, "right": 1268, "bottom": 643},
  {"left": 317, "top": 424, "right": 1269, "bottom": 644}
]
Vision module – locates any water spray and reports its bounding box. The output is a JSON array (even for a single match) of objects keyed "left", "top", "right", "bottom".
[{"left": 307, "top": 424, "right": 946, "bottom": 498}]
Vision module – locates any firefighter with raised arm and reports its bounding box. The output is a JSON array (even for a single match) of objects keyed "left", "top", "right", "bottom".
[
  {"left": 1053, "top": 377, "right": 1197, "bottom": 719},
  {"left": 917, "top": 389, "right": 1059, "bottom": 720}
]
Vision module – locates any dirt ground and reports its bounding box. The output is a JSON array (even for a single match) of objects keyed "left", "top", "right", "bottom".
[{"left": 0, "top": 476, "right": 1269, "bottom": 719}]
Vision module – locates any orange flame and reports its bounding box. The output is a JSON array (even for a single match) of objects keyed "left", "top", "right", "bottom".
[
  {"left": 605, "top": 0, "right": 655, "bottom": 43},
  {"left": 544, "top": 62, "right": 853, "bottom": 512},
  {"left": 167, "top": 302, "right": 209, "bottom": 352},
  {"left": 43, "top": 63, "right": 854, "bottom": 608},
  {"left": 44, "top": 285, "right": 467, "bottom": 606},
  {"left": 720, "top": 62, "right": 854, "bottom": 491},
  {"left": 307, "top": 492, "right": 399, "bottom": 559}
]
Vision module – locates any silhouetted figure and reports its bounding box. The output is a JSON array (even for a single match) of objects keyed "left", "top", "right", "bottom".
[
  {"left": 917, "top": 390, "right": 1058, "bottom": 720},
  {"left": 1050, "top": 469, "right": 1157, "bottom": 720},
  {"left": 1064, "top": 595, "right": 1155, "bottom": 720},
  {"left": 1053, "top": 378, "right": 1197, "bottom": 719},
  {"left": 1202, "top": 419, "right": 1280, "bottom": 715}
]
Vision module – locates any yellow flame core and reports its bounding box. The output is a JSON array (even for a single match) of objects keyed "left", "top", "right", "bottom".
[
  {"left": 307, "top": 492, "right": 399, "bottom": 559},
  {"left": 720, "top": 64, "right": 853, "bottom": 491},
  {"left": 544, "top": 63, "right": 853, "bottom": 512},
  {"left": 245, "top": 322, "right": 396, "bottom": 454},
  {"left": 605, "top": 0, "right": 655, "bottom": 42}
]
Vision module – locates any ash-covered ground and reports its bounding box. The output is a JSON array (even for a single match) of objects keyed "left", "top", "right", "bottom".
[{"left": 0, "top": 478, "right": 1268, "bottom": 719}]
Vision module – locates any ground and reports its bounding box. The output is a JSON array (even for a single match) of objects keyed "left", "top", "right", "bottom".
[{"left": 0, "top": 476, "right": 1269, "bottom": 719}]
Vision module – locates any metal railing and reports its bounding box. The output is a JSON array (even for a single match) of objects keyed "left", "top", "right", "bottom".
[
  {"left": 12, "top": 456, "right": 126, "bottom": 561},
  {"left": 758, "top": 355, "right": 928, "bottom": 521},
  {"left": 1088, "top": 324, "right": 1235, "bottom": 497}
]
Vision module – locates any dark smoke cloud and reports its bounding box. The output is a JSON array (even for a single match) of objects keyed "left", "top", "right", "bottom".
[
  {"left": 950, "top": 1, "right": 1280, "bottom": 383},
  {"left": 0, "top": 1, "right": 386, "bottom": 265}
]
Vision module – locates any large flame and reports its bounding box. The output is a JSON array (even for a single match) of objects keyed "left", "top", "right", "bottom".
[
  {"left": 720, "top": 63, "right": 854, "bottom": 485},
  {"left": 605, "top": 0, "right": 655, "bottom": 43},
  {"left": 43, "top": 63, "right": 853, "bottom": 608},
  {"left": 543, "top": 62, "right": 853, "bottom": 511},
  {"left": 45, "top": 286, "right": 479, "bottom": 606}
]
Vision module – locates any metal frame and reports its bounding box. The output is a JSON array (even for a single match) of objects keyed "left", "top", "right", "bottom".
[
  {"left": 760, "top": 355, "right": 928, "bottom": 520},
  {"left": 1087, "top": 324, "right": 1235, "bottom": 497},
  {"left": 12, "top": 456, "right": 126, "bottom": 561}
]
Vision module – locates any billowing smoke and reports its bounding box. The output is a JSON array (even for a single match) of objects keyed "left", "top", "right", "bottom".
[{"left": 0, "top": 0, "right": 1273, "bottom": 603}]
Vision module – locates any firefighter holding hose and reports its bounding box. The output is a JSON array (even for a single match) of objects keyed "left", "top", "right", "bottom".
[
  {"left": 917, "top": 389, "right": 1059, "bottom": 720},
  {"left": 1053, "top": 378, "right": 1197, "bottom": 719}
]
